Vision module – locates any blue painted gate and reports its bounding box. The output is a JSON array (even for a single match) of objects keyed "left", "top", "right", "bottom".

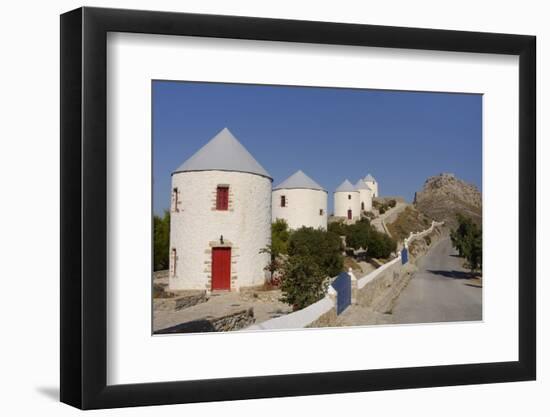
[
  {"left": 332, "top": 272, "right": 351, "bottom": 315},
  {"left": 401, "top": 248, "right": 408, "bottom": 264}
]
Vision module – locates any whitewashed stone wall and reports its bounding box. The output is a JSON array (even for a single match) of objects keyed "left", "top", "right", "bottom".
[
  {"left": 169, "top": 170, "right": 272, "bottom": 292},
  {"left": 404, "top": 220, "right": 445, "bottom": 249},
  {"left": 334, "top": 190, "right": 360, "bottom": 220},
  {"left": 365, "top": 180, "right": 378, "bottom": 197},
  {"left": 272, "top": 188, "right": 327, "bottom": 230},
  {"left": 357, "top": 187, "right": 373, "bottom": 212}
]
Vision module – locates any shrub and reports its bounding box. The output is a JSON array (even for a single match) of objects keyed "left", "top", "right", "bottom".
[
  {"left": 388, "top": 199, "right": 397, "bottom": 208},
  {"left": 271, "top": 219, "right": 290, "bottom": 256},
  {"left": 450, "top": 214, "right": 482, "bottom": 272},
  {"left": 367, "top": 230, "right": 397, "bottom": 258},
  {"left": 260, "top": 219, "right": 291, "bottom": 278},
  {"left": 379, "top": 206, "right": 387, "bottom": 214},
  {"left": 279, "top": 255, "right": 329, "bottom": 310},
  {"left": 288, "top": 227, "right": 343, "bottom": 277},
  {"left": 328, "top": 219, "right": 347, "bottom": 236},
  {"left": 363, "top": 211, "right": 375, "bottom": 220},
  {"left": 343, "top": 218, "right": 396, "bottom": 259},
  {"left": 153, "top": 210, "right": 170, "bottom": 271},
  {"left": 278, "top": 227, "right": 344, "bottom": 309}
]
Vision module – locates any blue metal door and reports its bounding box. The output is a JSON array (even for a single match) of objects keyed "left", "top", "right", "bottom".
[
  {"left": 401, "top": 248, "right": 408, "bottom": 264},
  {"left": 332, "top": 272, "right": 351, "bottom": 315}
]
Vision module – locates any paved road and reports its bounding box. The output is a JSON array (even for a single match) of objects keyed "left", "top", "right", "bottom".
[{"left": 392, "top": 237, "right": 482, "bottom": 324}]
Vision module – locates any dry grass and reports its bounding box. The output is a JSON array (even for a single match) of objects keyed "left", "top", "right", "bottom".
[
  {"left": 387, "top": 206, "right": 432, "bottom": 241},
  {"left": 343, "top": 256, "right": 362, "bottom": 273}
]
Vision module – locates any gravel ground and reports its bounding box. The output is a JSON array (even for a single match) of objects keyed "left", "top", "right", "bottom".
[{"left": 153, "top": 289, "right": 292, "bottom": 332}]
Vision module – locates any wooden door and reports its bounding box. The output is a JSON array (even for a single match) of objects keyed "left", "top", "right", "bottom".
[
  {"left": 347, "top": 209, "right": 352, "bottom": 220},
  {"left": 212, "top": 247, "right": 231, "bottom": 290}
]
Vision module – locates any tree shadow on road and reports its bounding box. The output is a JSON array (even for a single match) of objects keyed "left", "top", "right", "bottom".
[{"left": 427, "top": 269, "right": 476, "bottom": 280}]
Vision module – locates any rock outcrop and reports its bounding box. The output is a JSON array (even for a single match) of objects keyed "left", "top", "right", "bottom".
[{"left": 414, "top": 173, "right": 481, "bottom": 228}]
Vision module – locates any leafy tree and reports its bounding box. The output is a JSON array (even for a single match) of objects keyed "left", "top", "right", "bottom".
[
  {"left": 344, "top": 221, "right": 370, "bottom": 250},
  {"left": 367, "top": 231, "right": 396, "bottom": 258},
  {"left": 288, "top": 227, "right": 343, "bottom": 277},
  {"left": 277, "top": 227, "right": 343, "bottom": 309},
  {"left": 260, "top": 219, "right": 291, "bottom": 278},
  {"left": 271, "top": 219, "right": 290, "bottom": 256},
  {"left": 450, "top": 214, "right": 482, "bottom": 272},
  {"left": 328, "top": 219, "right": 347, "bottom": 236},
  {"left": 153, "top": 210, "right": 170, "bottom": 271},
  {"left": 342, "top": 219, "right": 397, "bottom": 259},
  {"left": 279, "top": 255, "right": 329, "bottom": 310}
]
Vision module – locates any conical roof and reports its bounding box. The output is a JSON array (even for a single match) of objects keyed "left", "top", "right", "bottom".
[
  {"left": 335, "top": 179, "right": 357, "bottom": 193},
  {"left": 274, "top": 170, "right": 326, "bottom": 192},
  {"left": 173, "top": 128, "right": 271, "bottom": 179},
  {"left": 364, "top": 173, "right": 376, "bottom": 182},
  {"left": 354, "top": 179, "right": 372, "bottom": 191}
]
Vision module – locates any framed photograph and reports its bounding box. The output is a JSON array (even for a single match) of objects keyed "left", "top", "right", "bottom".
[{"left": 60, "top": 6, "right": 536, "bottom": 409}]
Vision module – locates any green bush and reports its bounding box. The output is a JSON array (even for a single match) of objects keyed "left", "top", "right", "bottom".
[
  {"left": 367, "top": 230, "right": 397, "bottom": 258},
  {"left": 277, "top": 227, "right": 344, "bottom": 309},
  {"left": 260, "top": 219, "right": 291, "bottom": 278},
  {"left": 153, "top": 210, "right": 170, "bottom": 271},
  {"left": 363, "top": 211, "right": 375, "bottom": 220},
  {"left": 379, "top": 206, "right": 387, "bottom": 214},
  {"left": 342, "top": 219, "right": 396, "bottom": 259},
  {"left": 288, "top": 227, "right": 343, "bottom": 277},
  {"left": 388, "top": 199, "right": 397, "bottom": 208},
  {"left": 328, "top": 219, "right": 347, "bottom": 236},
  {"left": 279, "top": 255, "right": 329, "bottom": 310},
  {"left": 450, "top": 214, "right": 482, "bottom": 272},
  {"left": 271, "top": 219, "right": 290, "bottom": 256}
]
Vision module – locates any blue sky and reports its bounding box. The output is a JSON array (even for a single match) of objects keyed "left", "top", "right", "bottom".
[{"left": 153, "top": 81, "right": 482, "bottom": 215}]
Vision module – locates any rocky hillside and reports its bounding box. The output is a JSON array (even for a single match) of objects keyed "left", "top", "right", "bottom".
[{"left": 413, "top": 173, "right": 481, "bottom": 228}]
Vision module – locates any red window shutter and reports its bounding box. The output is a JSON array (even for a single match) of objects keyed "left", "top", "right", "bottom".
[{"left": 217, "top": 187, "right": 229, "bottom": 210}]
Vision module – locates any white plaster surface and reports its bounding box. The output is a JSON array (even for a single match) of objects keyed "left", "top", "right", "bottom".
[
  {"left": 357, "top": 187, "right": 373, "bottom": 212},
  {"left": 365, "top": 180, "right": 379, "bottom": 197},
  {"left": 246, "top": 296, "right": 335, "bottom": 330},
  {"left": 334, "top": 190, "right": 360, "bottom": 219},
  {"left": 272, "top": 188, "right": 327, "bottom": 230},
  {"left": 169, "top": 170, "right": 272, "bottom": 291}
]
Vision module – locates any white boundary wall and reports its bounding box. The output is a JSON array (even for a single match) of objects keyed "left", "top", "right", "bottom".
[{"left": 247, "top": 221, "right": 444, "bottom": 330}]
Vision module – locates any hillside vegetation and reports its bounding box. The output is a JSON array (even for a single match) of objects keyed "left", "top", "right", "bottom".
[{"left": 386, "top": 206, "right": 432, "bottom": 242}]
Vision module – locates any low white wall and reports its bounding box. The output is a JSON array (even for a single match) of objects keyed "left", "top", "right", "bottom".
[
  {"left": 247, "top": 221, "right": 445, "bottom": 330},
  {"left": 404, "top": 221, "right": 445, "bottom": 249},
  {"left": 357, "top": 254, "right": 402, "bottom": 290},
  {"left": 245, "top": 295, "right": 335, "bottom": 330}
]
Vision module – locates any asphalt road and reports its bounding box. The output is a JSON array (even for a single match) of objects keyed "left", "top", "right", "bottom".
[{"left": 392, "top": 236, "right": 482, "bottom": 324}]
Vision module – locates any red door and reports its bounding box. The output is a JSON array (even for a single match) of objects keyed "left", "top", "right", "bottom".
[
  {"left": 212, "top": 247, "right": 231, "bottom": 290},
  {"left": 347, "top": 209, "right": 352, "bottom": 220}
]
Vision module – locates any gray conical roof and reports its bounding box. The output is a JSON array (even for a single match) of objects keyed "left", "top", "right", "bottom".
[
  {"left": 274, "top": 170, "right": 326, "bottom": 192},
  {"left": 335, "top": 179, "right": 357, "bottom": 193},
  {"left": 364, "top": 173, "right": 376, "bottom": 182},
  {"left": 173, "top": 128, "right": 271, "bottom": 179},
  {"left": 354, "top": 179, "right": 372, "bottom": 191}
]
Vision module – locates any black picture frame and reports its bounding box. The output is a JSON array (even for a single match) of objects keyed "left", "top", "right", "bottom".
[{"left": 60, "top": 6, "right": 536, "bottom": 410}]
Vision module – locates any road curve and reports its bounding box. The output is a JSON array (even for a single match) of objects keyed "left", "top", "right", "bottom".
[{"left": 392, "top": 236, "right": 482, "bottom": 324}]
